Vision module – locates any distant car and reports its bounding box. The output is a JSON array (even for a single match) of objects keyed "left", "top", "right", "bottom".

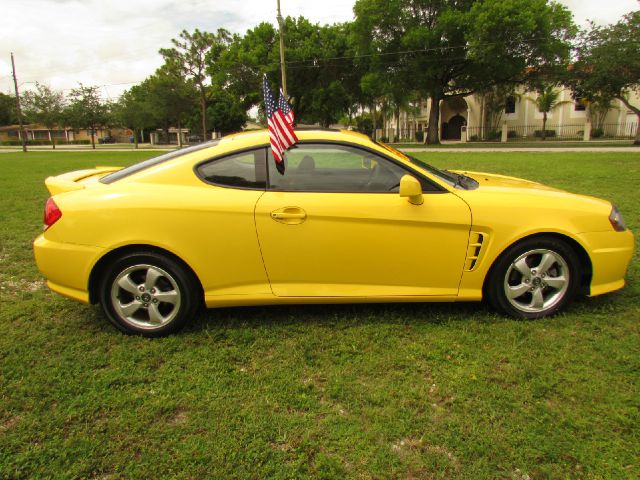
[
  {"left": 187, "top": 134, "right": 203, "bottom": 144},
  {"left": 34, "top": 130, "right": 634, "bottom": 336},
  {"left": 98, "top": 135, "right": 116, "bottom": 144}
]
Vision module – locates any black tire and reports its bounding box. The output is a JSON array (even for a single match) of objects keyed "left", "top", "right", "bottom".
[
  {"left": 99, "top": 251, "right": 201, "bottom": 337},
  {"left": 485, "top": 237, "right": 581, "bottom": 319}
]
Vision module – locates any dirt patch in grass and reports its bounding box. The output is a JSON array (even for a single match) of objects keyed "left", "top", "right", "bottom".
[
  {"left": 0, "top": 415, "right": 19, "bottom": 432},
  {"left": 1, "top": 278, "right": 45, "bottom": 294}
]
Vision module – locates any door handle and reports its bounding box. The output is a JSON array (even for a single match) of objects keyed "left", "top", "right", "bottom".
[
  {"left": 272, "top": 212, "right": 306, "bottom": 219},
  {"left": 270, "top": 207, "right": 307, "bottom": 224}
]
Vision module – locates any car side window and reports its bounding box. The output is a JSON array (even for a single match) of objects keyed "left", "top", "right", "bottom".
[
  {"left": 267, "top": 143, "right": 411, "bottom": 193},
  {"left": 197, "top": 148, "right": 267, "bottom": 189}
]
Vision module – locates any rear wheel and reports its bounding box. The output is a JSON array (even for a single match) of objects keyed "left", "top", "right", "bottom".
[
  {"left": 486, "top": 237, "right": 581, "bottom": 319},
  {"left": 99, "top": 252, "right": 200, "bottom": 336}
]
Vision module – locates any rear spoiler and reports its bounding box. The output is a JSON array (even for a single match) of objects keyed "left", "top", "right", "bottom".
[{"left": 45, "top": 166, "right": 122, "bottom": 196}]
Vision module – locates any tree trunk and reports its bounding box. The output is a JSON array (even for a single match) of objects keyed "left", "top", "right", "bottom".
[
  {"left": 480, "top": 94, "right": 486, "bottom": 141},
  {"left": 91, "top": 128, "right": 96, "bottom": 149},
  {"left": 395, "top": 107, "right": 400, "bottom": 142},
  {"left": 50, "top": 130, "right": 56, "bottom": 150},
  {"left": 616, "top": 96, "right": 640, "bottom": 144},
  {"left": 371, "top": 103, "right": 377, "bottom": 140},
  {"left": 427, "top": 92, "right": 441, "bottom": 145},
  {"left": 134, "top": 128, "right": 139, "bottom": 149},
  {"left": 542, "top": 112, "right": 547, "bottom": 141},
  {"left": 200, "top": 91, "right": 207, "bottom": 141},
  {"left": 177, "top": 119, "right": 183, "bottom": 148}
]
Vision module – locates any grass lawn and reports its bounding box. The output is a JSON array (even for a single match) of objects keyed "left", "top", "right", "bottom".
[{"left": 0, "top": 150, "right": 638, "bottom": 479}]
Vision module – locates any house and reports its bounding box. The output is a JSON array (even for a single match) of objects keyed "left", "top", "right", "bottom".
[
  {"left": 149, "top": 127, "right": 190, "bottom": 145},
  {"left": 385, "top": 86, "right": 640, "bottom": 142},
  {"left": 0, "top": 124, "right": 133, "bottom": 143}
]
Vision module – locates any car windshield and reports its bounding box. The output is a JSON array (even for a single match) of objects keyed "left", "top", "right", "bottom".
[
  {"left": 406, "top": 155, "right": 458, "bottom": 186},
  {"left": 100, "top": 140, "right": 219, "bottom": 184},
  {"left": 374, "top": 139, "right": 458, "bottom": 187}
]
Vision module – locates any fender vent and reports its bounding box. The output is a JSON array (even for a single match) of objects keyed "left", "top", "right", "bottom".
[{"left": 465, "top": 232, "right": 487, "bottom": 271}]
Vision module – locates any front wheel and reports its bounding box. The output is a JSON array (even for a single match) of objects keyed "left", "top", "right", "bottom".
[
  {"left": 99, "top": 252, "right": 201, "bottom": 336},
  {"left": 486, "top": 237, "right": 581, "bottom": 319}
]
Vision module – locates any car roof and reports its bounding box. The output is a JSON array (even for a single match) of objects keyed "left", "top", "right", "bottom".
[{"left": 218, "top": 129, "right": 375, "bottom": 149}]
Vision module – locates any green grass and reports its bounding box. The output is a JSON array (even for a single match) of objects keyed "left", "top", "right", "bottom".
[{"left": 1, "top": 150, "right": 638, "bottom": 479}]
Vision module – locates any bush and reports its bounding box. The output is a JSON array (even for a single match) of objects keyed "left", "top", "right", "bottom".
[
  {"left": 487, "top": 130, "right": 502, "bottom": 141},
  {"left": 591, "top": 128, "right": 604, "bottom": 138},
  {"left": 469, "top": 135, "right": 479, "bottom": 142},
  {"left": 507, "top": 130, "right": 518, "bottom": 139},
  {"left": 0, "top": 139, "right": 92, "bottom": 146},
  {"left": 0, "top": 140, "right": 51, "bottom": 146},
  {"left": 415, "top": 131, "right": 424, "bottom": 142},
  {"left": 534, "top": 129, "right": 556, "bottom": 138},
  {"left": 379, "top": 136, "right": 388, "bottom": 143},
  {"left": 354, "top": 114, "right": 373, "bottom": 137}
]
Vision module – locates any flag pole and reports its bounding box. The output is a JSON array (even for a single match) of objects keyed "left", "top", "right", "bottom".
[{"left": 276, "top": 0, "right": 288, "bottom": 97}]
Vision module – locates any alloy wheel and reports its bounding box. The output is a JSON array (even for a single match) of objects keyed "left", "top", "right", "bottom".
[
  {"left": 503, "top": 249, "right": 570, "bottom": 314},
  {"left": 110, "top": 264, "right": 182, "bottom": 329}
]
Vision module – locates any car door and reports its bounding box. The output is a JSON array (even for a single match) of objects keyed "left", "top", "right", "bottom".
[
  {"left": 254, "top": 143, "right": 472, "bottom": 297},
  {"left": 190, "top": 147, "right": 271, "bottom": 297}
]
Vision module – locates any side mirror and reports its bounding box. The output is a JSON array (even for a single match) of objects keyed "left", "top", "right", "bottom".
[{"left": 399, "top": 175, "right": 424, "bottom": 205}]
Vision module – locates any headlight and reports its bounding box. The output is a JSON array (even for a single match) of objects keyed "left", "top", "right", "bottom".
[{"left": 609, "top": 205, "right": 627, "bottom": 232}]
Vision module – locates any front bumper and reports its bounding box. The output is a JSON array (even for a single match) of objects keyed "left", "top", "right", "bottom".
[
  {"left": 577, "top": 229, "right": 635, "bottom": 296},
  {"left": 33, "top": 234, "right": 105, "bottom": 303}
]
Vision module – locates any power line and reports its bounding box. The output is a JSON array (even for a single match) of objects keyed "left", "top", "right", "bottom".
[{"left": 7, "top": 35, "right": 633, "bottom": 99}]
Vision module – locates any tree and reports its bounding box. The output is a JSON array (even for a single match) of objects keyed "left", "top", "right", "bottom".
[
  {"left": 0, "top": 93, "right": 17, "bottom": 126},
  {"left": 21, "top": 83, "right": 65, "bottom": 149},
  {"left": 114, "top": 85, "right": 156, "bottom": 148},
  {"left": 160, "top": 28, "right": 231, "bottom": 141},
  {"left": 206, "top": 89, "right": 247, "bottom": 135},
  {"left": 211, "top": 18, "right": 355, "bottom": 127},
  {"left": 210, "top": 23, "right": 279, "bottom": 112},
  {"left": 525, "top": 84, "right": 571, "bottom": 140},
  {"left": 143, "top": 69, "right": 198, "bottom": 145},
  {"left": 474, "top": 85, "right": 517, "bottom": 140},
  {"left": 586, "top": 95, "right": 617, "bottom": 132},
  {"left": 64, "top": 85, "right": 110, "bottom": 149},
  {"left": 569, "top": 10, "right": 640, "bottom": 144},
  {"left": 353, "top": 0, "right": 575, "bottom": 144}
]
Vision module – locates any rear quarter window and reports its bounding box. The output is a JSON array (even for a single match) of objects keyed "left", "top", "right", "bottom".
[{"left": 100, "top": 140, "right": 219, "bottom": 184}]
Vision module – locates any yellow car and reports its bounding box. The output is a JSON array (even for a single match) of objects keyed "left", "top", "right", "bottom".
[{"left": 34, "top": 130, "right": 634, "bottom": 336}]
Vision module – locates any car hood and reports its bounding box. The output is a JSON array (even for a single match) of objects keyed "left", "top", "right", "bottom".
[
  {"left": 450, "top": 170, "right": 561, "bottom": 192},
  {"left": 449, "top": 169, "right": 614, "bottom": 228}
]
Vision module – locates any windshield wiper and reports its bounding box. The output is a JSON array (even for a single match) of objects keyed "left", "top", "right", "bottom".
[
  {"left": 447, "top": 171, "right": 478, "bottom": 190},
  {"left": 446, "top": 170, "right": 468, "bottom": 188}
]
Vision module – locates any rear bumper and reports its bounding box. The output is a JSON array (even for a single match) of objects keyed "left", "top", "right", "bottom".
[
  {"left": 577, "top": 230, "right": 635, "bottom": 297},
  {"left": 33, "top": 234, "right": 105, "bottom": 304}
]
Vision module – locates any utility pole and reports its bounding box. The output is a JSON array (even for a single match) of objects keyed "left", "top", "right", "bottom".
[
  {"left": 276, "top": 0, "right": 288, "bottom": 97},
  {"left": 10, "top": 53, "right": 27, "bottom": 153}
]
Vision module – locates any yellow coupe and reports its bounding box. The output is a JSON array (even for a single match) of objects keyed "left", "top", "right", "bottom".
[{"left": 34, "top": 130, "right": 634, "bottom": 336}]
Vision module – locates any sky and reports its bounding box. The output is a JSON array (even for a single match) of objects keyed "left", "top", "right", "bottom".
[{"left": 1, "top": 0, "right": 637, "bottom": 99}]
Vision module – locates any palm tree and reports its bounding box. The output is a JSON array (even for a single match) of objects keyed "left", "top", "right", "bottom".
[{"left": 526, "top": 85, "right": 572, "bottom": 140}]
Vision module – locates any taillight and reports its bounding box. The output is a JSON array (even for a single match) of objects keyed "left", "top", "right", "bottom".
[{"left": 44, "top": 197, "right": 62, "bottom": 230}]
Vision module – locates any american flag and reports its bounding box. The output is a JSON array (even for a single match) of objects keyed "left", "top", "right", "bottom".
[
  {"left": 278, "top": 88, "right": 294, "bottom": 128},
  {"left": 263, "top": 75, "right": 297, "bottom": 174}
]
